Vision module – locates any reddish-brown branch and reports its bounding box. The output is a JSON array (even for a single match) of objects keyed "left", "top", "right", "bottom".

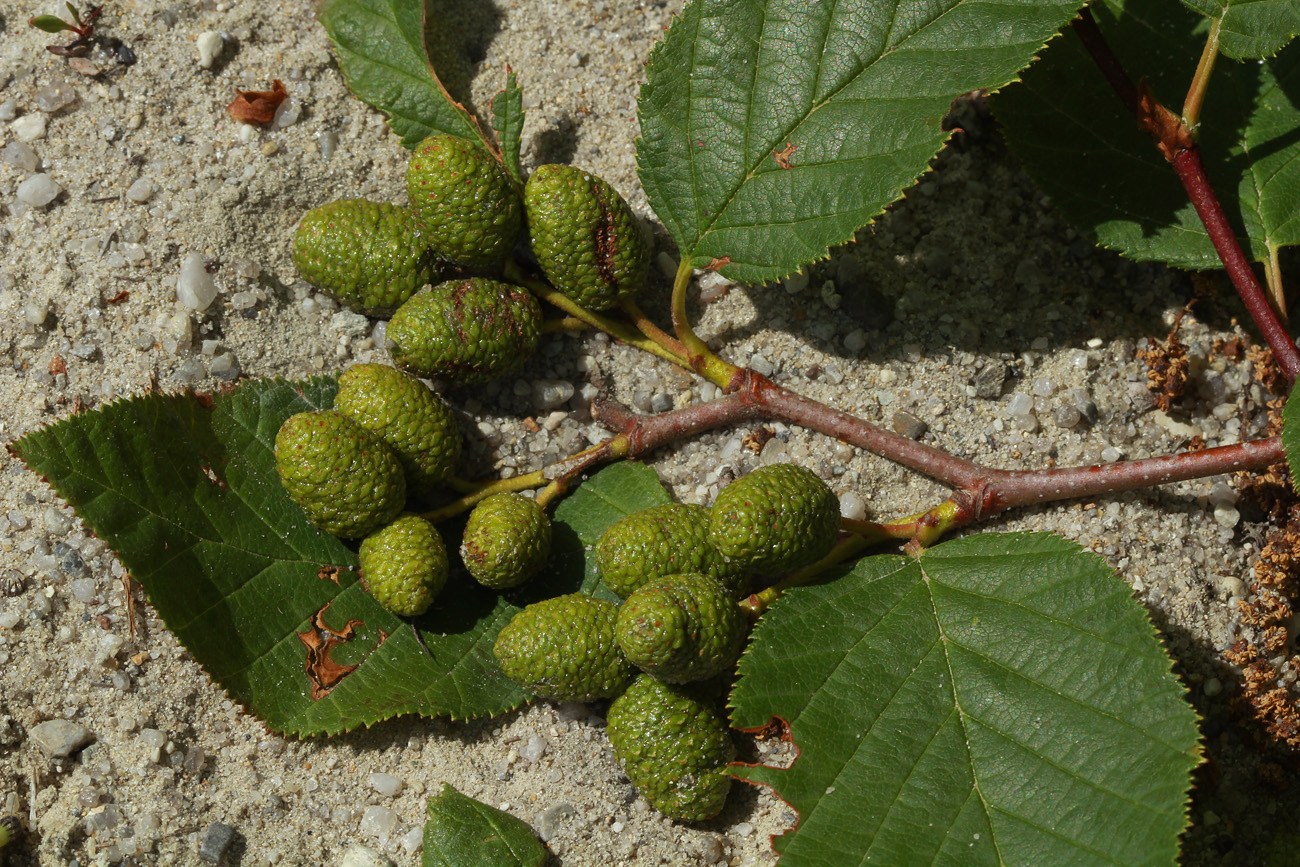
[
  {"left": 592, "top": 377, "right": 1283, "bottom": 520},
  {"left": 1172, "top": 149, "right": 1300, "bottom": 379},
  {"left": 1074, "top": 8, "right": 1300, "bottom": 382}
]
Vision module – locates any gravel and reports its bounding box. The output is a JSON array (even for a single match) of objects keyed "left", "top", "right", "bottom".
[{"left": 0, "top": 0, "right": 1286, "bottom": 864}]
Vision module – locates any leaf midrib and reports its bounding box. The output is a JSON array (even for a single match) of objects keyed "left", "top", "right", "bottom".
[{"left": 686, "top": 0, "right": 969, "bottom": 259}]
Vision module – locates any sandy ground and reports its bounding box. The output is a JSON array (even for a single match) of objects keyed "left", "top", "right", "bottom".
[{"left": 0, "top": 0, "right": 1295, "bottom": 864}]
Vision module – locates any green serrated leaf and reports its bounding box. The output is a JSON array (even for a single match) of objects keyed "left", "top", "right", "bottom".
[
  {"left": 635, "top": 0, "right": 1086, "bottom": 285},
  {"left": 491, "top": 71, "right": 525, "bottom": 184},
  {"left": 29, "top": 14, "right": 72, "bottom": 33},
  {"left": 732, "top": 532, "right": 1200, "bottom": 866},
  {"left": 995, "top": 0, "right": 1300, "bottom": 271},
  {"left": 318, "top": 0, "right": 492, "bottom": 151},
  {"left": 9, "top": 379, "right": 667, "bottom": 735},
  {"left": 1182, "top": 0, "right": 1300, "bottom": 59},
  {"left": 1282, "top": 390, "right": 1300, "bottom": 479},
  {"left": 423, "top": 784, "right": 546, "bottom": 867}
]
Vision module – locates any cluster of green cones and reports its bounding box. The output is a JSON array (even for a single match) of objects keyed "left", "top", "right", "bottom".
[
  {"left": 291, "top": 133, "right": 652, "bottom": 385},
  {"left": 494, "top": 463, "right": 842, "bottom": 821},
  {"left": 274, "top": 363, "right": 554, "bottom": 616}
]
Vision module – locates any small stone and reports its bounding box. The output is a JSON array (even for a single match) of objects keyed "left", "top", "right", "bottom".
[
  {"left": 400, "top": 826, "right": 423, "bottom": 854},
  {"left": 367, "top": 772, "right": 403, "bottom": 798},
  {"left": 35, "top": 79, "right": 78, "bottom": 113},
  {"left": 972, "top": 363, "right": 1006, "bottom": 399},
  {"left": 1203, "top": 677, "right": 1222, "bottom": 697},
  {"left": 44, "top": 507, "right": 72, "bottom": 536},
  {"left": 536, "top": 802, "right": 577, "bottom": 842},
  {"left": 210, "top": 353, "right": 241, "bottom": 381},
  {"left": 198, "top": 822, "right": 236, "bottom": 864},
  {"left": 732, "top": 821, "right": 755, "bottom": 837},
  {"left": 891, "top": 411, "right": 928, "bottom": 440},
  {"left": 126, "top": 177, "right": 155, "bottom": 203},
  {"left": 1005, "top": 393, "right": 1034, "bottom": 417},
  {"left": 30, "top": 719, "right": 94, "bottom": 757},
  {"left": 518, "top": 732, "right": 548, "bottom": 763},
  {"left": 196, "top": 31, "right": 225, "bottom": 69},
  {"left": 650, "top": 393, "right": 673, "bottom": 413},
  {"left": 1, "top": 141, "right": 39, "bottom": 173},
  {"left": 532, "top": 379, "right": 574, "bottom": 411},
  {"left": 16, "top": 174, "right": 61, "bottom": 207},
  {"left": 339, "top": 844, "right": 394, "bottom": 867},
  {"left": 358, "top": 805, "right": 398, "bottom": 841},
  {"left": 839, "top": 490, "right": 867, "bottom": 521},
  {"left": 177, "top": 253, "right": 218, "bottom": 312},
  {"left": 1213, "top": 504, "right": 1240, "bottom": 529},
  {"left": 272, "top": 99, "right": 302, "bottom": 129},
  {"left": 315, "top": 131, "right": 340, "bottom": 162},
  {"left": 750, "top": 353, "right": 776, "bottom": 377},
  {"left": 330, "top": 310, "right": 370, "bottom": 338},
  {"left": 11, "top": 114, "right": 48, "bottom": 142},
  {"left": 0, "top": 99, "right": 16, "bottom": 121}
]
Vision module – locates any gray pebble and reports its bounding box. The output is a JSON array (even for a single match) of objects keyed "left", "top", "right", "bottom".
[
  {"left": 536, "top": 802, "right": 577, "bottom": 842},
  {"left": 199, "top": 821, "right": 236, "bottom": 864},
  {"left": 649, "top": 393, "right": 673, "bottom": 413},
  {"left": 1, "top": 141, "right": 39, "bottom": 173},
  {"left": 125, "top": 177, "right": 155, "bottom": 204},
  {"left": 30, "top": 719, "right": 95, "bottom": 757},
  {"left": 971, "top": 363, "right": 1006, "bottom": 399},
  {"left": 210, "top": 353, "right": 241, "bottom": 381}
]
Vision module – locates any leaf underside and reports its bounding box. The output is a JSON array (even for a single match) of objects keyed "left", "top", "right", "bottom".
[
  {"left": 635, "top": 0, "right": 1087, "bottom": 285},
  {"left": 731, "top": 532, "right": 1200, "bottom": 866},
  {"left": 994, "top": 0, "right": 1300, "bottom": 270},
  {"left": 10, "top": 378, "right": 669, "bottom": 736},
  {"left": 1181, "top": 0, "right": 1300, "bottom": 60},
  {"left": 318, "top": 0, "right": 487, "bottom": 150}
]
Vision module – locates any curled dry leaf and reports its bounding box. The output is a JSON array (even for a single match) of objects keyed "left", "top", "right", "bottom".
[{"left": 227, "top": 80, "right": 288, "bottom": 125}]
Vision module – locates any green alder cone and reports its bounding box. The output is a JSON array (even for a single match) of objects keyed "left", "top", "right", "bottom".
[
  {"left": 708, "top": 463, "right": 840, "bottom": 577},
  {"left": 273, "top": 409, "right": 406, "bottom": 539},
  {"left": 387, "top": 278, "right": 541, "bottom": 384},
  {"left": 615, "top": 573, "right": 746, "bottom": 683},
  {"left": 460, "top": 492, "right": 552, "bottom": 590},
  {"left": 333, "top": 363, "right": 462, "bottom": 495},
  {"left": 406, "top": 134, "right": 523, "bottom": 266},
  {"left": 595, "top": 503, "right": 749, "bottom": 598},
  {"left": 292, "top": 199, "right": 440, "bottom": 315},
  {"left": 524, "top": 164, "right": 651, "bottom": 311},
  {"left": 606, "top": 675, "right": 735, "bottom": 822},
  {"left": 493, "top": 594, "right": 634, "bottom": 702},
  {"left": 359, "top": 514, "right": 448, "bottom": 616}
]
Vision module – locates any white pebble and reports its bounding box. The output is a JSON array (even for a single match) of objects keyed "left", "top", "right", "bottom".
[
  {"left": 272, "top": 98, "right": 302, "bottom": 129},
  {"left": 532, "top": 379, "right": 574, "bottom": 411},
  {"left": 126, "top": 177, "right": 155, "bottom": 203},
  {"left": 400, "top": 826, "right": 423, "bottom": 855},
  {"left": 196, "top": 31, "right": 225, "bottom": 69},
  {"left": 176, "top": 253, "right": 218, "bottom": 312},
  {"left": 339, "top": 844, "right": 394, "bottom": 867},
  {"left": 358, "top": 805, "right": 398, "bottom": 841},
  {"left": 839, "top": 491, "right": 867, "bottom": 521},
  {"left": 1213, "top": 504, "right": 1240, "bottom": 529},
  {"left": 16, "top": 173, "right": 61, "bottom": 207},
  {"left": 1, "top": 141, "right": 39, "bottom": 173},
  {"left": 12, "top": 114, "right": 48, "bottom": 142},
  {"left": 367, "top": 772, "right": 404, "bottom": 798},
  {"left": 1005, "top": 393, "right": 1034, "bottom": 417}
]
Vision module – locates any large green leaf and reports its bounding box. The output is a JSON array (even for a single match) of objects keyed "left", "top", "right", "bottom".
[
  {"left": 635, "top": 0, "right": 1086, "bottom": 284},
  {"left": 422, "top": 784, "right": 547, "bottom": 867},
  {"left": 731, "top": 532, "right": 1200, "bottom": 866},
  {"left": 994, "top": 0, "right": 1300, "bottom": 270},
  {"left": 318, "top": 0, "right": 491, "bottom": 150},
  {"left": 1181, "top": 0, "right": 1300, "bottom": 59},
  {"left": 9, "top": 378, "right": 669, "bottom": 736}
]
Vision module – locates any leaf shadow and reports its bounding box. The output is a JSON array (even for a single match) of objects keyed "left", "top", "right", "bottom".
[{"left": 425, "top": 0, "right": 505, "bottom": 119}]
